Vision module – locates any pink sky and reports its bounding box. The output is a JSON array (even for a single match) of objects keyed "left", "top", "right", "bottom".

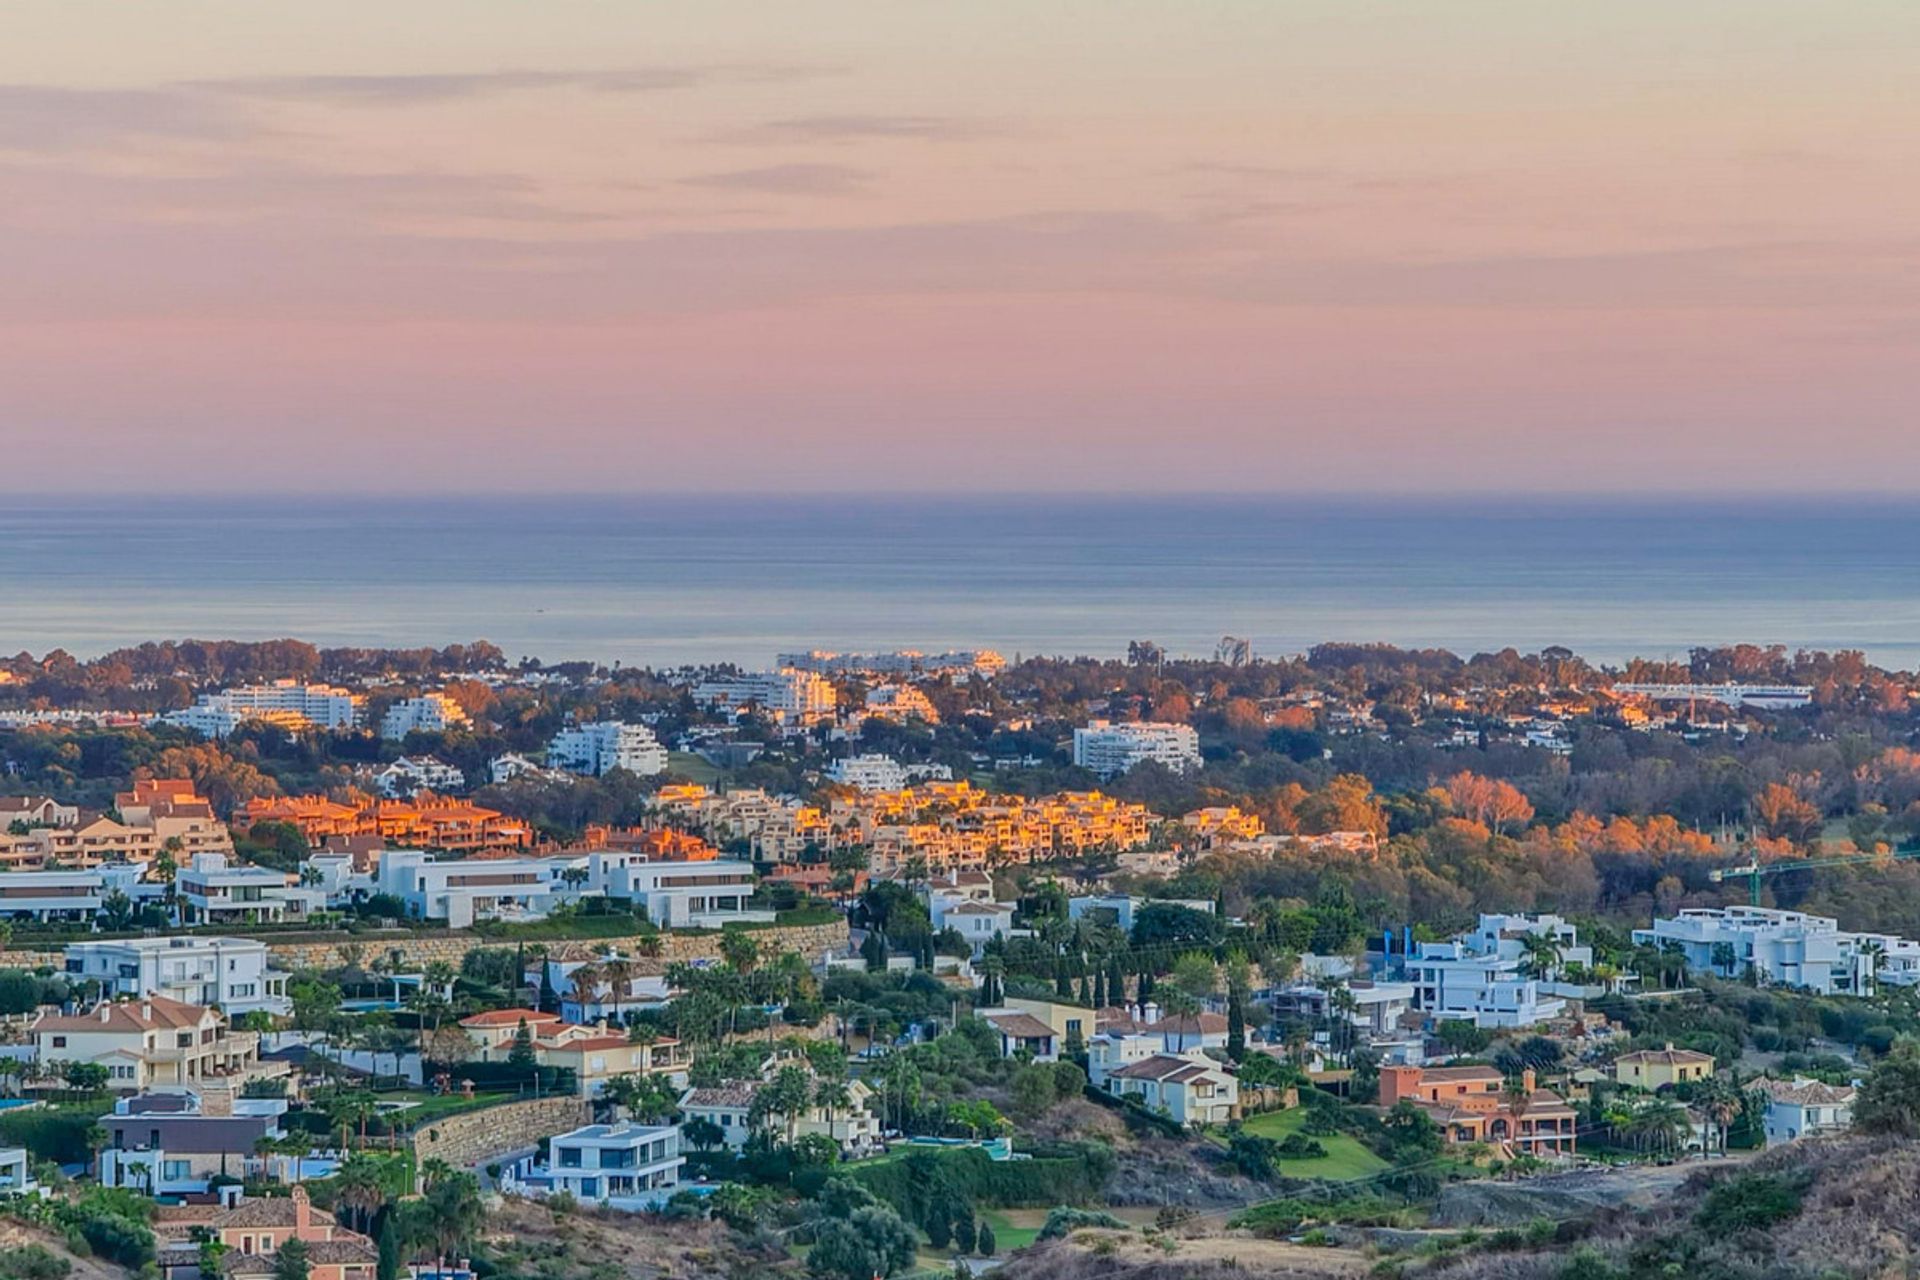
[{"left": 4, "top": 2, "right": 1917, "bottom": 493}]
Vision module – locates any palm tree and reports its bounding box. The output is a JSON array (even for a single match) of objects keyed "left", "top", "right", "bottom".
[
  {"left": 568, "top": 962, "right": 605, "bottom": 1016},
  {"left": 1517, "top": 933, "right": 1564, "bottom": 983},
  {"left": 600, "top": 956, "right": 635, "bottom": 1027},
  {"left": 335, "top": 1155, "right": 389, "bottom": 1233}
]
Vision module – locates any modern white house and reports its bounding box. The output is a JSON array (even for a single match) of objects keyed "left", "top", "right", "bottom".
[
  {"left": 1634, "top": 906, "right": 1875, "bottom": 996},
  {"left": 1068, "top": 893, "right": 1215, "bottom": 933},
  {"left": 0, "top": 1147, "right": 40, "bottom": 1199},
  {"left": 1761, "top": 1077, "right": 1856, "bottom": 1145},
  {"left": 97, "top": 1089, "right": 289, "bottom": 1195},
  {"left": 504, "top": 1122, "right": 685, "bottom": 1211},
  {"left": 65, "top": 936, "right": 291, "bottom": 1016},
  {"left": 546, "top": 722, "right": 669, "bottom": 777},
  {"left": 678, "top": 1068, "right": 882, "bottom": 1156},
  {"left": 178, "top": 853, "right": 322, "bottom": 926},
  {"left": 593, "top": 854, "right": 772, "bottom": 928},
  {"left": 1405, "top": 913, "right": 1594, "bottom": 1029},
  {"left": 373, "top": 850, "right": 597, "bottom": 927},
  {"left": 692, "top": 669, "right": 837, "bottom": 725},
  {"left": 1072, "top": 720, "right": 1202, "bottom": 778},
  {"left": 379, "top": 694, "right": 472, "bottom": 741},
  {"left": 928, "top": 898, "right": 1014, "bottom": 955}
]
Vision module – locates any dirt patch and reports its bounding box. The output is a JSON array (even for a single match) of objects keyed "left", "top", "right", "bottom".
[
  {"left": 0, "top": 1220, "right": 132, "bottom": 1280},
  {"left": 1027, "top": 1099, "right": 1129, "bottom": 1145},
  {"left": 996, "top": 1230, "right": 1368, "bottom": 1280},
  {"left": 1104, "top": 1136, "right": 1256, "bottom": 1210},
  {"left": 480, "top": 1195, "right": 775, "bottom": 1280}
]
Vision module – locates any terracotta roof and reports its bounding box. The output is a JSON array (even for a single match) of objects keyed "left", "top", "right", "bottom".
[
  {"left": 459, "top": 1008, "right": 561, "bottom": 1029},
  {"left": 213, "top": 1198, "right": 300, "bottom": 1228},
  {"left": 681, "top": 1084, "right": 759, "bottom": 1110},
  {"left": 1109, "top": 1054, "right": 1227, "bottom": 1084},
  {"left": 1414, "top": 1066, "right": 1503, "bottom": 1084},
  {"left": 1616, "top": 1045, "right": 1714, "bottom": 1067},
  {"left": 983, "top": 1012, "right": 1056, "bottom": 1040},
  {"left": 35, "top": 995, "right": 215, "bottom": 1034},
  {"left": 1763, "top": 1078, "right": 1857, "bottom": 1106}
]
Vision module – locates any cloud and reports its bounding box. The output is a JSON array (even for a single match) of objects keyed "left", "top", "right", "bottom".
[
  {"left": 0, "top": 84, "right": 251, "bottom": 151},
  {"left": 720, "top": 115, "right": 997, "bottom": 144},
  {"left": 187, "top": 65, "right": 835, "bottom": 105},
  {"left": 680, "top": 163, "right": 873, "bottom": 195}
]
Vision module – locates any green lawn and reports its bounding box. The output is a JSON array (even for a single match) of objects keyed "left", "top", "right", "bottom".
[
  {"left": 1233, "top": 1108, "right": 1389, "bottom": 1181},
  {"left": 668, "top": 751, "right": 725, "bottom": 785},
  {"left": 978, "top": 1208, "right": 1042, "bottom": 1252}
]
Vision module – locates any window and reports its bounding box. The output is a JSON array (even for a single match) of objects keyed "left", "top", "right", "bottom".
[
  {"left": 163, "top": 1160, "right": 191, "bottom": 1179},
  {"left": 51, "top": 1037, "right": 65, "bottom": 1049},
  {"left": 557, "top": 1146, "right": 583, "bottom": 1168}
]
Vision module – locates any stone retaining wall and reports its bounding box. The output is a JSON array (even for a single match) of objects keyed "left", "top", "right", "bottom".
[
  {"left": 0, "top": 919, "right": 848, "bottom": 979},
  {"left": 411, "top": 1094, "right": 590, "bottom": 1170}
]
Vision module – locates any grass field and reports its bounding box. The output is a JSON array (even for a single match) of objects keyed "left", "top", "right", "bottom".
[
  {"left": 1233, "top": 1108, "right": 1390, "bottom": 1181},
  {"left": 979, "top": 1208, "right": 1044, "bottom": 1252},
  {"left": 668, "top": 751, "right": 725, "bottom": 785}
]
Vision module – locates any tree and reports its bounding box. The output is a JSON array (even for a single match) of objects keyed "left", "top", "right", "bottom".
[
  {"left": 976, "top": 1222, "right": 996, "bottom": 1256},
  {"left": 335, "top": 1155, "right": 390, "bottom": 1234},
  {"left": 376, "top": 1218, "right": 401, "bottom": 1280},
  {"left": 508, "top": 1019, "right": 538, "bottom": 1072},
  {"left": 808, "top": 1205, "right": 919, "bottom": 1280},
  {"left": 753, "top": 1066, "right": 817, "bottom": 1146},
  {"left": 273, "top": 1237, "right": 310, "bottom": 1280},
  {"left": 1855, "top": 1040, "right": 1920, "bottom": 1137}
]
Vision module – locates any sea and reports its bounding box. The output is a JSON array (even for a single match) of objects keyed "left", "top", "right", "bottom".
[{"left": 4, "top": 495, "right": 1920, "bottom": 671}]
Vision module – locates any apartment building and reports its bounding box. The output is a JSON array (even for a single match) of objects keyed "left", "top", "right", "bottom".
[
  {"left": 547, "top": 721, "right": 669, "bottom": 777},
  {"left": 161, "top": 681, "right": 361, "bottom": 738},
  {"left": 1634, "top": 906, "right": 1876, "bottom": 995},
  {"left": 242, "top": 794, "right": 531, "bottom": 853},
  {"left": 1180, "top": 806, "right": 1265, "bottom": 847},
  {"left": 692, "top": 669, "right": 837, "bottom": 725},
  {"left": 0, "top": 796, "right": 78, "bottom": 829},
  {"left": 33, "top": 997, "right": 268, "bottom": 1091},
  {"left": 1072, "top": 720, "right": 1202, "bottom": 778},
  {"left": 0, "top": 868, "right": 123, "bottom": 922},
  {"left": 825, "top": 754, "right": 912, "bottom": 792},
  {"left": 862, "top": 684, "right": 939, "bottom": 723},
  {"left": 65, "top": 936, "right": 290, "bottom": 1016},
  {"left": 1407, "top": 913, "right": 1593, "bottom": 1028},
  {"left": 379, "top": 693, "right": 471, "bottom": 740},
  {"left": 372, "top": 756, "right": 467, "bottom": 798},
  {"left": 0, "top": 781, "right": 232, "bottom": 871},
  {"left": 178, "top": 853, "right": 321, "bottom": 926}
]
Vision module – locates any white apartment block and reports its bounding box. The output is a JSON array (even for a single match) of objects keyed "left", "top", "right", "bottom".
[
  {"left": 161, "top": 681, "right": 360, "bottom": 738},
  {"left": 778, "top": 650, "right": 1005, "bottom": 679},
  {"left": 65, "top": 937, "right": 290, "bottom": 1016},
  {"left": 825, "top": 754, "right": 911, "bottom": 791},
  {"left": 1634, "top": 906, "right": 1876, "bottom": 996},
  {"left": 379, "top": 693, "right": 472, "bottom": 740},
  {"left": 373, "top": 756, "right": 468, "bottom": 798},
  {"left": 547, "top": 722, "right": 669, "bottom": 777},
  {"left": 693, "top": 669, "right": 837, "bottom": 724},
  {"left": 1072, "top": 720, "right": 1202, "bottom": 778},
  {"left": 0, "top": 867, "right": 143, "bottom": 923}
]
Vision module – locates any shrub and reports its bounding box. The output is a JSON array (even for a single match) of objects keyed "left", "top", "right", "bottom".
[
  {"left": 1037, "top": 1207, "right": 1128, "bottom": 1241},
  {"left": 0, "top": 1246, "right": 70, "bottom": 1280},
  {"left": 1695, "top": 1173, "right": 1803, "bottom": 1234}
]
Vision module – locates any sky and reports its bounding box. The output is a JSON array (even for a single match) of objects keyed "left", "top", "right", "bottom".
[{"left": 4, "top": 2, "right": 1918, "bottom": 494}]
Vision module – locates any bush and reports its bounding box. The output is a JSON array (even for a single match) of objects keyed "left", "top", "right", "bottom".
[
  {"left": 0, "top": 1107, "right": 109, "bottom": 1166},
  {"left": 850, "top": 1144, "right": 1110, "bottom": 1213},
  {"left": 1695, "top": 1173, "right": 1803, "bottom": 1234},
  {"left": 0, "top": 1246, "right": 71, "bottom": 1280},
  {"left": 1036, "top": 1207, "right": 1127, "bottom": 1241}
]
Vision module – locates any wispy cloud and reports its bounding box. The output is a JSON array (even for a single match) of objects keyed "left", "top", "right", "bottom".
[
  {"left": 680, "top": 163, "right": 873, "bottom": 195},
  {"left": 719, "top": 114, "right": 998, "bottom": 144},
  {"left": 0, "top": 84, "right": 251, "bottom": 151},
  {"left": 187, "top": 64, "right": 836, "bottom": 105}
]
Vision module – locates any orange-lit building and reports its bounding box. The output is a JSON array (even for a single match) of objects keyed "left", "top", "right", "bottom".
[
  {"left": 1379, "top": 1065, "right": 1577, "bottom": 1154},
  {"left": 241, "top": 793, "right": 532, "bottom": 853}
]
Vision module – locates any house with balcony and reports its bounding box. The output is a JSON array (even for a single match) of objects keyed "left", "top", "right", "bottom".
[
  {"left": 97, "top": 1087, "right": 286, "bottom": 1195},
  {"left": 32, "top": 996, "right": 273, "bottom": 1092},
  {"left": 1096, "top": 1049, "right": 1239, "bottom": 1128},
  {"left": 65, "top": 936, "right": 291, "bottom": 1016},
  {"left": 501, "top": 1122, "right": 684, "bottom": 1211},
  {"left": 1379, "top": 1064, "right": 1577, "bottom": 1155},
  {"left": 208, "top": 1186, "right": 377, "bottom": 1280},
  {"left": 178, "top": 854, "right": 321, "bottom": 926},
  {"left": 677, "top": 1056, "right": 882, "bottom": 1156},
  {"left": 459, "top": 1009, "right": 691, "bottom": 1097}
]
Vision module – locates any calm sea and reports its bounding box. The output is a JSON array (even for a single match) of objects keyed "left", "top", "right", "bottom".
[{"left": 3, "top": 496, "right": 1920, "bottom": 670}]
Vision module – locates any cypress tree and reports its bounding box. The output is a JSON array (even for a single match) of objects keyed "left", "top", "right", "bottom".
[{"left": 376, "top": 1220, "right": 400, "bottom": 1280}]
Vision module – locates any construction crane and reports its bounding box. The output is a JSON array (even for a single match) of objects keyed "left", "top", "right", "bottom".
[{"left": 1710, "top": 845, "right": 1920, "bottom": 906}]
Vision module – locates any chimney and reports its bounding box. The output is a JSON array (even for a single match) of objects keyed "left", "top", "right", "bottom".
[
  {"left": 291, "top": 1183, "right": 311, "bottom": 1233},
  {"left": 1380, "top": 1065, "right": 1422, "bottom": 1107},
  {"left": 200, "top": 1084, "right": 234, "bottom": 1117},
  {"left": 98, "top": 1006, "right": 111, "bottom": 1023},
  {"left": 1521, "top": 1068, "right": 1536, "bottom": 1093}
]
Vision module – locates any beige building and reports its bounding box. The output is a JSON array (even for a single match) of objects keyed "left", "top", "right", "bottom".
[
  {"left": 32, "top": 996, "right": 267, "bottom": 1092},
  {"left": 1613, "top": 1043, "right": 1715, "bottom": 1091},
  {"left": 460, "top": 1008, "right": 691, "bottom": 1097}
]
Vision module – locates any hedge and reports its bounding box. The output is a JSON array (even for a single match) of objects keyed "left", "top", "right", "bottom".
[{"left": 0, "top": 1104, "right": 111, "bottom": 1165}]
